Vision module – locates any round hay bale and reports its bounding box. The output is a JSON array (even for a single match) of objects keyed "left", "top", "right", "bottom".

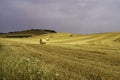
[
  {"left": 40, "top": 39, "right": 47, "bottom": 44},
  {"left": 46, "top": 38, "right": 49, "bottom": 41}
]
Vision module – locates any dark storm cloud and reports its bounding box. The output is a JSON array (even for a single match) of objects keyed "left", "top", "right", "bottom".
[{"left": 0, "top": 0, "right": 120, "bottom": 33}]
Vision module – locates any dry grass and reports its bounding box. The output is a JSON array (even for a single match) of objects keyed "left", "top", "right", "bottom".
[{"left": 0, "top": 32, "right": 120, "bottom": 80}]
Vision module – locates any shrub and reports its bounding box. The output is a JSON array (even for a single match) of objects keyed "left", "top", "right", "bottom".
[{"left": 69, "top": 34, "right": 73, "bottom": 37}]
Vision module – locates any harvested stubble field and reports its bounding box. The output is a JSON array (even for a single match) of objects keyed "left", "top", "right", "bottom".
[{"left": 0, "top": 32, "right": 120, "bottom": 80}]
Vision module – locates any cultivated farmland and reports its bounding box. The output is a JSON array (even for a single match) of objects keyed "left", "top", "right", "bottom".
[{"left": 0, "top": 32, "right": 120, "bottom": 80}]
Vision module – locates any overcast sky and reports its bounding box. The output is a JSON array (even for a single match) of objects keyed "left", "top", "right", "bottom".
[{"left": 0, "top": 0, "right": 120, "bottom": 33}]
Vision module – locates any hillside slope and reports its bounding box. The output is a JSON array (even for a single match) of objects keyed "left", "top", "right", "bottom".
[
  {"left": 0, "top": 32, "right": 120, "bottom": 80},
  {"left": 0, "top": 29, "right": 56, "bottom": 38}
]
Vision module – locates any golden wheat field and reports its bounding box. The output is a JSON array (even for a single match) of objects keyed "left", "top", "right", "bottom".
[{"left": 0, "top": 32, "right": 120, "bottom": 80}]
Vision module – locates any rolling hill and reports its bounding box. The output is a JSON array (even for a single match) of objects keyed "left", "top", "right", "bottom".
[
  {"left": 0, "top": 31, "right": 120, "bottom": 80},
  {"left": 0, "top": 29, "right": 56, "bottom": 38}
]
